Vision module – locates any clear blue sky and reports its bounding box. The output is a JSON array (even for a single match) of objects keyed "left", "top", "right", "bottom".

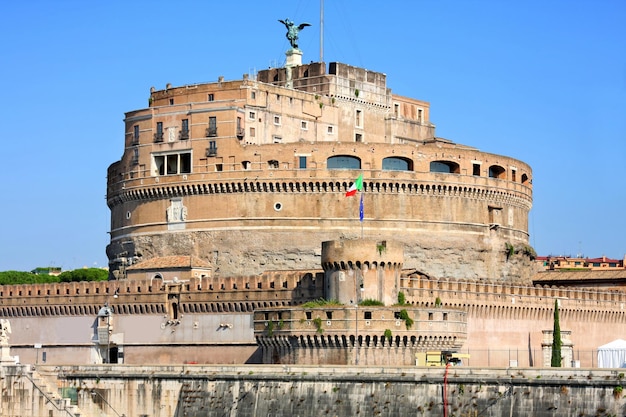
[{"left": 1, "top": 0, "right": 624, "bottom": 272}]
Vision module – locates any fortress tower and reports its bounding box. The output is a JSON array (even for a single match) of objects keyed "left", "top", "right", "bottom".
[
  {"left": 255, "top": 239, "right": 467, "bottom": 366},
  {"left": 322, "top": 239, "right": 404, "bottom": 306},
  {"left": 106, "top": 44, "right": 534, "bottom": 283}
]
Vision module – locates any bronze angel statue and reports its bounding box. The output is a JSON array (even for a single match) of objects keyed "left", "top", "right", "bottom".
[{"left": 278, "top": 18, "right": 311, "bottom": 49}]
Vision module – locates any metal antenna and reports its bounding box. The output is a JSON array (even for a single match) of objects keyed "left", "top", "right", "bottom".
[{"left": 320, "top": 0, "right": 324, "bottom": 62}]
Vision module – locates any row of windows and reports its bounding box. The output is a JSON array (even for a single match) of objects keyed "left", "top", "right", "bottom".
[
  {"left": 142, "top": 116, "right": 240, "bottom": 144},
  {"left": 147, "top": 153, "right": 528, "bottom": 183}
]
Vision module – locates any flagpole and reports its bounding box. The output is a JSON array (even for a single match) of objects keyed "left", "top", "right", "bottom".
[{"left": 360, "top": 191, "right": 364, "bottom": 239}]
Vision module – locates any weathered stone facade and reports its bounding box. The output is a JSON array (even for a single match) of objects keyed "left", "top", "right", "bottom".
[
  {"left": 106, "top": 61, "right": 533, "bottom": 282},
  {"left": 4, "top": 365, "right": 626, "bottom": 417}
]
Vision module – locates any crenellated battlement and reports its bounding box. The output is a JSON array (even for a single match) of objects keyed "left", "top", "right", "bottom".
[{"left": 2, "top": 274, "right": 624, "bottom": 319}]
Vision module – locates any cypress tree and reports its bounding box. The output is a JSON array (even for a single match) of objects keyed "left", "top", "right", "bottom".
[{"left": 551, "top": 299, "right": 562, "bottom": 367}]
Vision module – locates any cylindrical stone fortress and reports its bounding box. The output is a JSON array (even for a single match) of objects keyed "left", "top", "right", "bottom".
[{"left": 106, "top": 61, "right": 533, "bottom": 282}]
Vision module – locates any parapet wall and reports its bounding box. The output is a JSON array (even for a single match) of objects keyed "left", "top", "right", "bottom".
[{"left": 5, "top": 364, "right": 626, "bottom": 417}]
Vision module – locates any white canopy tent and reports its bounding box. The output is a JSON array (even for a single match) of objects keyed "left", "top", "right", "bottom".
[{"left": 597, "top": 339, "right": 626, "bottom": 368}]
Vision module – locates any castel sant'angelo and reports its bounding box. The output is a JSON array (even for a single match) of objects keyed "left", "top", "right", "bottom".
[{"left": 2, "top": 20, "right": 626, "bottom": 369}]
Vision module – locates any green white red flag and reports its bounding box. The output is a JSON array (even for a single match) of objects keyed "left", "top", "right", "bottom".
[{"left": 345, "top": 174, "right": 363, "bottom": 197}]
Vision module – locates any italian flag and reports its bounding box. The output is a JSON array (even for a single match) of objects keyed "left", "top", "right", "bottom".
[{"left": 345, "top": 174, "right": 363, "bottom": 197}]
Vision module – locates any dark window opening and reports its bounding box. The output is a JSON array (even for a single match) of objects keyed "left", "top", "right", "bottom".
[
  {"left": 133, "top": 125, "right": 139, "bottom": 143},
  {"left": 488, "top": 165, "right": 506, "bottom": 179},
  {"left": 207, "top": 141, "right": 217, "bottom": 157},
  {"left": 208, "top": 93, "right": 214, "bottom": 101},
  {"left": 327, "top": 155, "right": 361, "bottom": 169},
  {"left": 154, "top": 122, "right": 164, "bottom": 142},
  {"left": 326, "top": 311, "right": 332, "bottom": 319},
  {"left": 382, "top": 157, "right": 412, "bottom": 171},
  {"left": 299, "top": 156, "right": 307, "bottom": 169},
  {"left": 155, "top": 152, "right": 192, "bottom": 176},
  {"left": 473, "top": 164, "right": 481, "bottom": 176},
  {"left": 430, "top": 161, "right": 460, "bottom": 174},
  {"left": 364, "top": 311, "right": 372, "bottom": 320},
  {"left": 207, "top": 116, "right": 217, "bottom": 137},
  {"left": 180, "top": 119, "right": 189, "bottom": 139}
]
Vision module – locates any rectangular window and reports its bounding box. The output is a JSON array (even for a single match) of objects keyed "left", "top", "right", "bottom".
[
  {"left": 169, "top": 98, "right": 174, "bottom": 105},
  {"left": 155, "top": 124, "right": 164, "bottom": 142},
  {"left": 473, "top": 164, "right": 481, "bottom": 176},
  {"left": 417, "top": 109, "right": 423, "bottom": 123},
  {"left": 207, "top": 116, "right": 217, "bottom": 137},
  {"left": 236, "top": 117, "right": 243, "bottom": 138},
  {"left": 250, "top": 127, "right": 256, "bottom": 137},
  {"left": 394, "top": 104, "right": 400, "bottom": 118},
  {"left": 133, "top": 125, "right": 139, "bottom": 143},
  {"left": 180, "top": 119, "right": 189, "bottom": 139},
  {"left": 251, "top": 91, "right": 256, "bottom": 99},
  {"left": 274, "top": 116, "right": 281, "bottom": 125},
  {"left": 208, "top": 93, "right": 214, "bottom": 101},
  {"left": 327, "top": 126, "right": 334, "bottom": 134},
  {"left": 132, "top": 148, "right": 139, "bottom": 165},
  {"left": 207, "top": 141, "right": 217, "bottom": 156},
  {"left": 215, "top": 163, "right": 223, "bottom": 172},
  {"left": 273, "top": 136, "right": 282, "bottom": 143},
  {"left": 249, "top": 111, "right": 256, "bottom": 120},
  {"left": 154, "top": 152, "right": 191, "bottom": 176},
  {"left": 301, "top": 121, "right": 308, "bottom": 130},
  {"left": 511, "top": 169, "right": 517, "bottom": 182},
  {"left": 299, "top": 156, "right": 307, "bottom": 169},
  {"left": 167, "top": 154, "right": 178, "bottom": 174},
  {"left": 355, "top": 133, "right": 363, "bottom": 142},
  {"left": 355, "top": 109, "right": 362, "bottom": 127}
]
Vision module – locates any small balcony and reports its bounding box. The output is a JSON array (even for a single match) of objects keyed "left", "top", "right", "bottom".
[
  {"left": 179, "top": 130, "right": 190, "bottom": 140},
  {"left": 206, "top": 127, "right": 218, "bottom": 137},
  {"left": 236, "top": 128, "right": 245, "bottom": 139},
  {"left": 206, "top": 147, "right": 218, "bottom": 157},
  {"left": 154, "top": 132, "right": 164, "bottom": 143}
]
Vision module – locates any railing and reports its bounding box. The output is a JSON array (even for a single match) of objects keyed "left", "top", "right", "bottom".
[
  {"left": 21, "top": 369, "right": 78, "bottom": 417},
  {"left": 153, "top": 132, "right": 164, "bottom": 142},
  {"left": 454, "top": 348, "right": 603, "bottom": 369},
  {"left": 206, "top": 127, "right": 217, "bottom": 137}
]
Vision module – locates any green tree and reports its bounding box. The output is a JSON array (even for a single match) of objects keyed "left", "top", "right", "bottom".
[
  {"left": 551, "top": 299, "right": 562, "bottom": 367},
  {"left": 58, "top": 268, "right": 108, "bottom": 282}
]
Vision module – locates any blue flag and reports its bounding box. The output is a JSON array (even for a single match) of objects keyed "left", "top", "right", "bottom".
[{"left": 359, "top": 193, "right": 364, "bottom": 222}]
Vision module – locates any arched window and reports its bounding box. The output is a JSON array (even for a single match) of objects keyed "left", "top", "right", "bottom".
[
  {"left": 382, "top": 157, "right": 413, "bottom": 171},
  {"left": 430, "top": 161, "right": 460, "bottom": 174},
  {"left": 327, "top": 155, "right": 361, "bottom": 169},
  {"left": 521, "top": 173, "right": 530, "bottom": 184},
  {"left": 489, "top": 165, "right": 506, "bottom": 179}
]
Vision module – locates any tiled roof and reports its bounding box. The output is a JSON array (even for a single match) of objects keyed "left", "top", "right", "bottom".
[
  {"left": 127, "top": 256, "right": 211, "bottom": 270},
  {"left": 534, "top": 270, "right": 626, "bottom": 283}
]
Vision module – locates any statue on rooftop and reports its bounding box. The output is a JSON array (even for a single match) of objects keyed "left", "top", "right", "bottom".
[{"left": 278, "top": 18, "right": 311, "bottom": 50}]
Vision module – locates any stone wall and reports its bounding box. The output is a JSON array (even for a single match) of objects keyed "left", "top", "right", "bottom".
[{"left": 3, "top": 364, "right": 626, "bottom": 417}]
